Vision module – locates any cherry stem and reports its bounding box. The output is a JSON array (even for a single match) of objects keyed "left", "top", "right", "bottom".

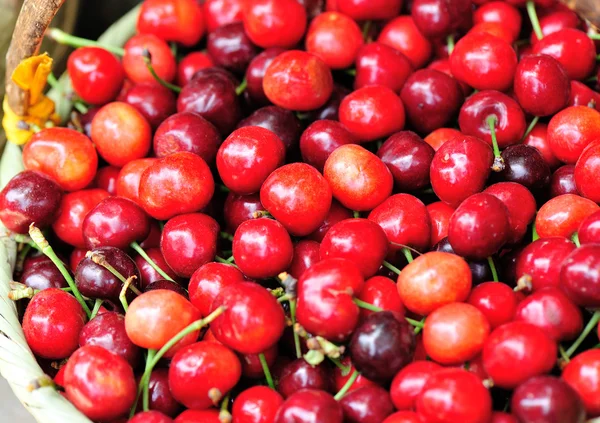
[
  {"left": 235, "top": 79, "right": 247, "bottom": 96},
  {"left": 362, "top": 20, "right": 372, "bottom": 42},
  {"left": 142, "top": 349, "right": 157, "bottom": 411},
  {"left": 353, "top": 211, "right": 360, "bottom": 218},
  {"left": 522, "top": 116, "right": 539, "bottom": 140},
  {"left": 565, "top": 310, "right": 600, "bottom": 358},
  {"left": 12, "top": 233, "right": 41, "bottom": 251},
  {"left": 334, "top": 370, "right": 359, "bottom": 400},
  {"left": 46, "top": 28, "right": 125, "bottom": 56},
  {"left": 446, "top": 34, "right": 455, "bottom": 55},
  {"left": 29, "top": 225, "right": 92, "bottom": 318},
  {"left": 596, "top": 54, "right": 600, "bottom": 61},
  {"left": 382, "top": 260, "right": 401, "bottom": 275},
  {"left": 353, "top": 298, "right": 383, "bottom": 312},
  {"left": 219, "top": 393, "right": 232, "bottom": 423},
  {"left": 487, "top": 256, "right": 499, "bottom": 282},
  {"left": 15, "top": 243, "right": 32, "bottom": 273},
  {"left": 486, "top": 115, "right": 505, "bottom": 172},
  {"left": 142, "top": 49, "right": 182, "bottom": 93},
  {"left": 289, "top": 298, "right": 302, "bottom": 359},
  {"left": 90, "top": 299, "right": 103, "bottom": 319},
  {"left": 559, "top": 344, "right": 570, "bottom": 364},
  {"left": 328, "top": 357, "right": 351, "bottom": 376},
  {"left": 405, "top": 317, "right": 425, "bottom": 329},
  {"left": 532, "top": 223, "right": 539, "bottom": 241},
  {"left": 86, "top": 251, "right": 141, "bottom": 296},
  {"left": 130, "top": 241, "right": 175, "bottom": 282},
  {"left": 119, "top": 276, "right": 137, "bottom": 312},
  {"left": 589, "top": 33, "right": 600, "bottom": 40},
  {"left": 73, "top": 101, "right": 89, "bottom": 114},
  {"left": 401, "top": 247, "right": 414, "bottom": 263},
  {"left": 220, "top": 232, "right": 234, "bottom": 242},
  {"left": 46, "top": 72, "right": 60, "bottom": 90},
  {"left": 215, "top": 255, "right": 237, "bottom": 265},
  {"left": 217, "top": 183, "right": 230, "bottom": 193},
  {"left": 526, "top": 1, "right": 544, "bottom": 41},
  {"left": 259, "top": 352, "right": 275, "bottom": 390},
  {"left": 345, "top": 68, "right": 357, "bottom": 77},
  {"left": 572, "top": 232, "right": 581, "bottom": 248},
  {"left": 132, "top": 306, "right": 226, "bottom": 415}
]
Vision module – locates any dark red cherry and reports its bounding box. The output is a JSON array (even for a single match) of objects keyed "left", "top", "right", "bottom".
[
  {"left": 0, "top": 170, "right": 62, "bottom": 234},
  {"left": 411, "top": 0, "right": 471, "bottom": 38},
  {"left": 134, "top": 248, "right": 180, "bottom": 289},
  {"left": 237, "top": 106, "right": 302, "bottom": 151},
  {"left": 377, "top": 16, "right": 432, "bottom": 69},
  {"left": 275, "top": 389, "right": 342, "bottom": 423},
  {"left": 93, "top": 166, "right": 119, "bottom": 195},
  {"left": 278, "top": 359, "right": 333, "bottom": 398},
  {"left": 288, "top": 240, "right": 321, "bottom": 280},
  {"left": 153, "top": 112, "right": 222, "bottom": 163},
  {"left": 300, "top": 120, "right": 357, "bottom": 173},
  {"left": 354, "top": 42, "right": 413, "bottom": 94},
  {"left": 308, "top": 200, "right": 353, "bottom": 243},
  {"left": 244, "top": 48, "right": 286, "bottom": 106},
  {"left": 21, "top": 258, "right": 67, "bottom": 291},
  {"left": 68, "top": 47, "right": 124, "bottom": 105},
  {"left": 560, "top": 244, "right": 600, "bottom": 307},
  {"left": 340, "top": 385, "right": 395, "bottom": 423},
  {"left": 189, "top": 262, "right": 245, "bottom": 317},
  {"left": 579, "top": 210, "right": 600, "bottom": 245},
  {"left": 512, "top": 376, "right": 586, "bottom": 423},
  {"left": 207, "top": 22, "right": 258, "bottom": 74},
  {"left": 240, "top": 344, "right": 278, "bottom": 379},
  {"left": 497, "top": 144, "right": 551, "bottom": 193},
  {"left": 243, "top": 0, "right": 307, "bottom": 49},
  {"left": 123, "top": 83, "right": 177, "bottom": 129},
  {"left": 223, "top": 192, "right": 265, "bottom": 233},
  {"left": 523, "top": 122, "right": 561, "bottom": 170},
  {"left": 550, "top": 165, "right": 577, "bottom": 197},
  {"left": 232, "top": 386, "right": 284, "bottom": 423}
]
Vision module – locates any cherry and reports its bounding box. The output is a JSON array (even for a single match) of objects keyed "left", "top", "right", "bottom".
[
  {"left": 237, "top": 106, "right": 303, "bottom": 151},
  {"left": 515, "top": 237, "right": 576, "bottom": 292},
  {"left": 397, "top": 251, "right": 472, "bottom": 316},
  {"left": 560, "top": 244, "right": 600, "bottom": 307},
  {"left": 68, "top": 47, "right": 124, "bottom": 105},
  {"left": 297, "top": 258, "right": 364, "bottom": 341},
  {"left": 333, "top": 357, "right": 377, "bottom": 394},
  {"left": 412, "top": 0, "right": 472, "bottom": 38},
  {"left": 450, "top": 32, "right": 517, "bottom": 92},
  {"left": 261, "top": 163, "right": 332, "bottom": 236},
  {"left": 93, "top": 166, "right": 119, "bottom": 195},
  {"left": 467, "top": 282, "right": 518, "bottom": 329},
  {"left": 278, "top": 359, "right": 333, "bottom": 398},
  {"left": 548, "top": 105, "right": 600, "bottom": 164},
  {"left": 515, "top": 286, "right": 582, "bottom": 341},
  {"left": 243, "top": 0, "right": 307, "bottom": 49},
  {"left": 241, "top": 345, "right": 278, "bottom": 379},
  {"left": 22, "top": 288, "right": 86, "bottom": 360},
  {"left": 203, "top": 0, "right": 243, "bottom": 33},
  {"left": 22, "top": 127, "right": 98, "bottom": 191},
  {"left": 137, "top": 0, "right": 205, "bottom": 47},
  {"left": 175, "top": 410, "right": 220, "bottom": 422},
  {"left": 123, "top": 34, "right": 177, "bottom": 85},
  {"left": 211, "top": 281, "right": 285, "bottom": 354},
  {"left": 130, "top": 411, "right": 173, "bottom": 423},
  {"left": 177, "top": 52, "right": 214, "bottom": 87},
  {"left": 482, "top": 321, "right": 557, "bottom": 389},
  {"left": 275, "top": 389, "right": 343, "bottom": 423},
  {"left": 20, "top": 257, "right": 67, "bottom": 291},
  {"left": 377, "top": 16, "right": 432, "bottom": 69},
  {"left": 550, "top": 164, "right": 577, "bottom": 197},
  {"left": 357, "top": 276, "right": 404, "bottom": 320},
  {"left": 263, "top": 50, "right": 333, "bottom": 111},
  {"left": 579, "top": 210, "right": 600, "bottom": 245},
  {"left": 339, "top": 85, "right": 405, "bottom": 142},
  {"left": 430, "top": 135, "right": 493, "bottom": 207},
  {"left": 125, "top": 289, "right": 201, "bottom": 355},
  {"left": 139, "top": 152, "right": 214, "bottom": 220},
  {"left": 535, "top": 194, "right": 599, "bottom": 238},
  {"left": 324, "top": 144, "right": 393, "bottom": 211},
  {"left": 207, "top": 23, "right": 258, "bottom": 74},
  {"left": 188, "top": 262, "right": 245, "bottom": 317},
  {"left": 416, "top": 368, "right": 492, "bottom": 423},
  {"left": 562, "top": 349, "right": 600, "bottom": 416},
  {"left": 308, "top": 84, "right": 350, "bottom": 122},
  {"left": 497, "top": 144, "right": 552, "bottom": 194},
  {"left": 145, "top": 279, "right": 189, "bottom": 298},
  {"left": 340, "top": 385, "right": 395, "bottom": 423},
  {"left": 473, "top": 2, "right": 522, "bottom": 42},
  {"left": 368, "top": 193, "right": 432, "bottom": 252},
  {"left": 426, "top": 202, "right": 454, "bottom": 246},
  {"left": 142, "top": 369, "right": 182, "bottom": 417},
  {"left": 233, "top": 218, "right": 293, "bottom": 279},
  {"left": 75, "top": 246, "right": 141, "bottom": 301},
  {"left": 245, "top": 48, "right": 286, "bottom": 106},
  {"left": 126, "top": 84, "right": 177, "bottom": 131},
  {"left": 305, "top": 11, "right": 362, "bottom": 70},
  {"left": 320, "top": 218, "right": 388, "bottom": 278},
  {"left": 177, "top": 70, "right": 242, "bottom": 136},
  {"left": 224, "top": 193, "right": 266, "bottom": 233},
  {"left": 116, "top": 158, "right": 156, "bottom": 204},
  {"left": 153, "top": 112, "right": 222, "bottom": 163},
  {"left": 523, "top": 122, "right": 561, "bottom": 170},
  {"left": 160, "top": 213, "right": 219, "bottom": 278},
  {"left": 490, "top": 413, "right": 517, "bottom": 423},
  {"left": 354, "top": 42, "right": 413, "bottom": 94},
  {"left": 64, "top": 345, "right": 136, "bottom": 421},
  {"left": 575, "top": 141, "right": 600, "bottom": 203},
  {"left": 533, "top": 28, "right": 596, "bottom": 81},
  {"left": 569, "top": 80, "right": 600, "bottom": 110},
  {"left": 469, "top": 22, "right": 516, "bottom": 44},
  {"left": 390, "top": 361, "right": 442, "bottom": 411},
  {"left": 308, "top": 200, "right": 353, "bottom": 242},
  {"left": 337, "top": 0, "right": 401, "bottom": 20},
  {"left": 382, "top": 411, "right": 423, "bottom": 423},
  {"left": 79, "top": 311, "right": 141, "bottom": 367},
  {"left": 169, "top": 341, "right": 241, "bottom": 409},
  {"left": 287, "top": 240, "right": 320, "bottom": 280},
  {"left": 300, "top": 120, "right": 357, "bottom": 173},
  {"left": 531, "top": 7, "right": 580, "bottom": 43},
  {"left": 232, "top": 386, "right": 284, "bottom": 423}
]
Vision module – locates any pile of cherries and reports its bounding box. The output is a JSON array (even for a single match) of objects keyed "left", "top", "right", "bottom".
[{"left": 3, "top": 0, "right": 600, "bottom": 421}]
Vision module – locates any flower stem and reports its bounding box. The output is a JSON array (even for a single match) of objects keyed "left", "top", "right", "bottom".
[
  {"left": 334, "top": 370, "right": 359, "bottom": 400},
  {"left": 259, "top": 353, "right": 275, "bottom": 390},
  {"left": 142, "top": 49, "right": 182, "bottom": 93},
  {"left": 522, "top": 116, "right": 539, "bottom": 140},
  {"left": 565, "top": 310, "right": 600, "bottom": 358},
  {"left": 353, "top": 298, "right": 383, "bottom": 312},
  {"left": 130, "top": 241, "right": 175, "bottom": 282},
  {"left": 487, "top": 115, "right": 504, "bottom": 172},
  {"left": 527, "top": 1, "right": 544, "bottom": 41},
  {"left": 382, "top": 260, "right": 401, "bottom": 275},
  {"left": 47, "top": 28, "right": 126, "bottom": 56},
  {"left": 487, "top": 256, "right": 499, "bottom": 282}
]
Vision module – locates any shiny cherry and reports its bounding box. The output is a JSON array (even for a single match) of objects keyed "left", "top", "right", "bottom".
[
  {"left": 377, "top": 16, "right": 432, "bottom": 69},
  {"left": 20, "top": 257, "right": 67, "bottom": 291},
  {"left": 579, "top": 210, "right": 600, "bottom": 245},
  {"left": 116, "top": 158, "right": 155, "bottom": 204},
  {"left": 122, "top": 34, "right": 176, "bottom": 85},
  {"left": 68, "top": 47, "right": 124, "bottom": 105},
  {"left": 560, "top": 244, "right": 600, "bottom": 307},
  {"left": 550, "top": 164, "right": 577, "bottom": 197},
  {"left": 411, "top": 0, "right": 471, "bottom": 38},
  {"left": 123, "top": 83, "right": 177, "bottom": 129},
  {"left": 354, "top": 42, "right": 413, "bottom": 94},
  {"left": 548, "top": 105, "right": 600, "bottom": 164},
  {"left": 203, "top": 0, "right": 243, "bottom": 33},
  {"left": 278, "top": 359, "right": 333, "bottom": 398},
  {"left": 427, "top": 202, "right": 454, "bottom": 246},
  {"left": 390, "top": 360, "right": 442, "bottom": 411},
  {"left": 288, "top": 240, "right": 321, "bottom": 280},
  {"left": 243, "top": 0, "right": 307, "bottom": 49},
  {"left": 137, "top": 0, "right": 205, "bottom": 47},
  {"left": 523, "top": 122, "right": 561, "bottom": 170},
  {"left": 575, "top": 140, "right": 600, "bottom": 203},
  {"left": 177, "top": 52, "right": 214, "bottom": 87},
  {"left": 275, "top": 389, "right": 342, "bottom": 423},
  {"left": 340, "top": 385, "right": 395, "bottom": 423},
  {"left": 497, "top": 144, "right": 551, "bottom": 194},
  {"left": 535, "top": 194, "right": 599, "bottom": 238},
  {"left": 223, "top": 192, "right": 265, "bottom": 233},
  {"left": 244, "top": 48, "right": 286, "bottom": 106},
  {"left": 300, "top": 120, "right": 357, "bottom": 173},
  {"left": 237, "top": 106, "right": 302, "bottom": 151},
  {"left": 207, "top": 22, "right": 258, "bottom": 74},
  {"left": 188, "top": 262, "right": 245, "bottom": 317},
  {"left": 357, "top": 276, "right": 404, "bottom": 320},
  {"left": 562, "top": 349, "right": 600, "bottom": 416},
  {"left": 467, "top": 282, "right": 517, "bottom": 329},
  {"left": 232, "top": 386, "right": 284, "bottom": 423}
]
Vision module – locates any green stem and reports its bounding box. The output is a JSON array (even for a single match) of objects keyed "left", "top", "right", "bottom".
[
  {"left": 353, "top": 298, "right": 383, "bottom": 312},
  {"left": 527, "top": 1, "right": 544, "bottom": 41},
  {"left": 532, "top": 222, "right": 539, "bottom": 241},
  {"left": 46, "top": 73, "right": 60, "bottom": 90},
  {"left": 334, "top": 370, "right": 359, "bottom": 400},
  {"left": 13, "top": 234, "right": 41, "bottom": 251},
  {"left": 382, "top": 260, "right": 401, "bottom": 275},
  {"left": 88, "top": 251, "right": 128, "bottom": 283},
  {"left": 487, "top": 115, "right": 504, "bottom": 172},
  {"left": 353, "top": 211, "right": 360, "bottom": 218},
  {"left": 289, "top": 299, "right": 302, "bottom": 359},
  {"left": 130, "top": 241, "right": 175, "bottom": 282},
  {"left": 345, "top": 68, "right": 356, "bottom": 77},
  {"left": 487, "top": 256, "right": 499, "bottom": 282},
  {"left": 220, "top": 232, "right": 234, "bottom": 242},
  {"left": 142, "top": 49, "right": 182, "bottom": 93},
  {"left": 47, "top": 28, "right": 126, "bottom": 56},
  {"left": 73, "top": 101, "right": 89, "bottom": 114},
  {"left": 259, "top": 353, "right": 275, "bottom": 390},
  {"left": 362, "top": 20, "right": 372, "bottom": 42},
  {"left": 328, "top": 357, "right": 351, "bottom": 376},
  {"left": 235, "top": 78, "right": 247, "bottom": 96},
  {"left": 522, "top": 116, "right": 539, "bottom": 140},
  {"left": 142, "top": 349, "right": 157, "bottom": 411},
  {"left": 29, "top": 226, "right": 91, "bottom": 318},
  {"left": 446, "top": 34, "right": 455, "bottom": 54},
  {"left": 405, "top": 317, "right": 425, "bottom": 329},
  {"left": 401, "top": 248, "right": 414, "bottom": 263},
  {"left": 90, "top": 299, "right": 103, "bottom": 320},
  {"left": 572, "top": 232, "right": 581, "bottom": 248},
  {"left": 559, "top": 344, "right": 570, "bottom": 363},
  {"left": 565, "top": 311, "right": 600, "bottom": 358},
  {"left": 15, "top": 243, "right": 32, "bottom": 272},
  {"left": 589, "top": 34, "right": 600, "bottom": 40}
]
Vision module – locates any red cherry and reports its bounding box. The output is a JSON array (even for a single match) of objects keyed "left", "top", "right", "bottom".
[
  {"left": 575, "top": 141, "right": 600, "bottom": 203},
  {"left": 203, "top": 0, "right": 243, "bottom": 33},
  {"left": 490, "top": 412, "right": 518, "bottom": 423},
  {"left": 123, "top": 34, "right": 177, "bottom": 85},
  {"left": 299, "top": 120, "right": 357, "bottom": 173},
  {"left": 450, "top": 32, "right": 517, "bottom": 92},
  {"left": 354, "top": 42, "right": 413, "bottom": 94},
  {"left": 416, "top": 368, "right": 492, "bottom": 423},
  {"left": 424, "top": 127, "right": 463, "bottom": 151},
  {"left": 482, "top": 321, "right": 557, "bottom": 389},
  {"left": 139, "top": 152, "right": 215, "bottom": 220},
  {"left": 378, "top": 16, "right": 432, "bottom": 69},
  {"left": 427, "top": 202, "right": 454, "bottom": 246},
  {"left": 383, "top": 411, "right": 423, "bottom": 423},
  {"left": 169, "top": 341, "right": 241, "bottom": 409},
  {"left": 278, "top": 359, "right": 333, "bottom": 398},
  {"left": 357, "top": 276, "right": 404, "bottom": 320},
  {"left": 68, "top": 47, "right": 124, "bottom": 105},
  {"left": 244, "top": 48, "right": 286, "bottom": 106},
  {"left": 579, "top": 210, "right": 600, "bottom": 245},
  {"left": 64, "top": 345, "right": 136, "bottom": 421},
  {"left": 261, "top": 163, "right": 332, "bottom": 236},
  {"left": 560, "top": 244, "right": 600, "bottom": 307},
  {"left": 548, "top": 105, "right": 600, "bottom": 164},
  {"left": 232, "top": 386, "right": 284, "bottom": 423},
  {"left": 211, "top": 282, "right": 285, "bottom": 354},
  {"left": 237, "top": 105, "right": 302, "bottom": 151},
  {"left": 137, "top": 0, "right": 205, "bottom": 47},
  {"left": 160, "top": 213, "right": 220, "bottom": 277},
  {"left": 22, "top": 288, "right": 86, "bottom": 360},
  {"left": 535, "top": 194, "right": 599, "bottom": 238},
  {"left": 473, "top": 2, "right": 522, "bottom": 41},
  {"left": 397, "top": 251, "right": 472, "bottom": 316},
  {"left": 243, "top": 0, "right": 307, "bottom": 49},
  {"left": 93, "top": 166, "right": 119, "bottom": 195},
  {"left": 175, "top": 410, "right": 221, "bottom": 422},
  {"left": 130, "top": 411, "right": 173, "bottom": 423},
  {"left": 224, "top": 192, "right": 265, "bottom": 233},
  {"left": 263, "top": 51, "right": 333, "bottom": 111},
  {"left": 562, "top": 349, "right": 600, "bottom": 416},
  {"left": 337, "top": 0, "right": 402, "bottom": 20},
  {"left": 232, "top": 218, "right": 294, "bottom": 279},
  {"left": 469, "top": 22, "right": 516, "bottom": 44},
  {"left": 523, "top": 122, "right": 561, "bottom": 170},
  {"left": 288, "top": 240, "right": 321, "bottom": 280},
  {"left": 305, "top": 12, "right": 363, "bottom": 70},
  {"left": 339, "top": 85, "right": 406, "bottom": 142},
  {"left": 569, "top": 80, "right": 600, "bottom": 111},
  {"left": 189, "top": 262, "right": 245, "bottom": 317},
  {"left": 390, "top": 360, "right": 441, "bottom": 410},
  {"left": 23, "top": 127, "right": 98, "bottom": 191},
  {"left": 116, "top": 158, "right": 156, "bottom": 204},
  {"left": 324, "top": 144, "right": 393, "bottom": 211},
  {"left": 467, "top": 282, "right": 518, "bottom": 329},
  {"left": 177, "top": 52, "right": 214, "bottom": 86},
  {"left": 333, "top": 356, "right": 377, "bottom": 394}
]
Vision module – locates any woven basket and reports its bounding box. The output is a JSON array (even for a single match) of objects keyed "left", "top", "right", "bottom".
[{"left": 1, "top": 0, "right": 599, "bottom": 422}]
